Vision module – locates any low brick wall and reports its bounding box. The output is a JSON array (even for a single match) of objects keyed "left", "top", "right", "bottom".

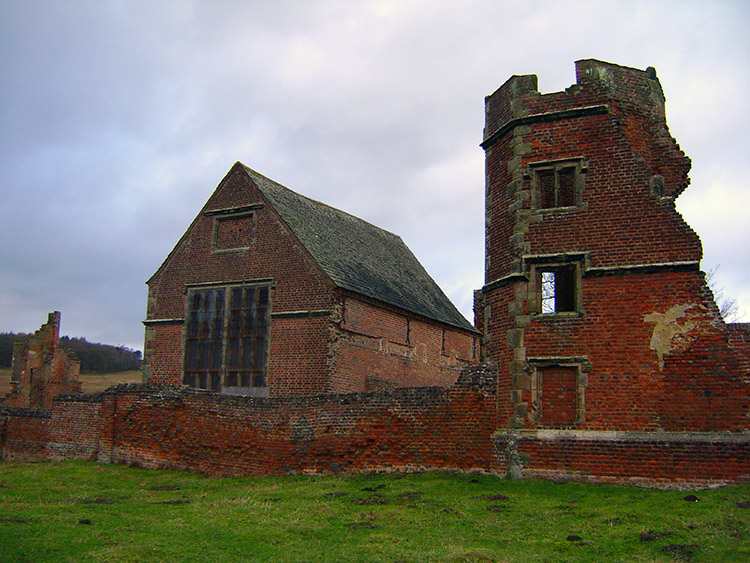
[
  {"left": 1, "top": 367, "right": 500, "bottom": 478},
  {"left": 4, "top": 367, "right": 749, "bottom": 487},
  {"left": 97, "top": 369, "right": 499, "bottom": 476},
  {"left": 0, "top": 407, "right": 51, "bottom": 462},
  {"left": 494, "top": 429, "right": 750, "bottom": 488},
  {"left": 47, "top": 394, "right": 104, "bottom": 461}
]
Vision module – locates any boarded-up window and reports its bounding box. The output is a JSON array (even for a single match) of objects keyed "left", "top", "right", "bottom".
[
  {"left": 184, "top": 284, "right": 270, "bottom": 393},
  {"left": 539, "top": 366, "right": 578, "bottom": 427},
  {"left": 214, "top": 214, "right": 254, "bottom": 251},
  {"left": 184, "top": 288, "right": 225, "bottom": 391}
]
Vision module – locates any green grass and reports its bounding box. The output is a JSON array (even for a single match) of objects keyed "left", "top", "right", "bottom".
[{"left": 0, "top": 461, "right": 748, "bottom": 562}]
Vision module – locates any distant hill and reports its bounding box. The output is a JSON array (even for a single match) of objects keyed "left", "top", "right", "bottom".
[{"left": 0, "top": 332, "right": 142, "bottom": 374}]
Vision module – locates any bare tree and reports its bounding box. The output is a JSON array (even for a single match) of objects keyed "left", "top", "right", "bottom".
[{"left": 706, "top": 265, "right": 743, "bottom": 323}]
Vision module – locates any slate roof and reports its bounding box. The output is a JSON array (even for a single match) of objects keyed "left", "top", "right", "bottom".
[{"left": 242, "top": 165, "right": 476, "bottom": 332}]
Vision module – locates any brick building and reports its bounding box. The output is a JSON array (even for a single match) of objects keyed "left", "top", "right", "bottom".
[
  {"left": 476, "top": 59, "right": 749, "bottom": 481},
  {"left": 144, "top": 163, "right": 478, "bottom": 397}
]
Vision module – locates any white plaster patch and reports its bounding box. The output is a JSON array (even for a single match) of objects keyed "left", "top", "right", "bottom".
[{"left": 644, "top": 303, "right": 697, "bottom": 370}]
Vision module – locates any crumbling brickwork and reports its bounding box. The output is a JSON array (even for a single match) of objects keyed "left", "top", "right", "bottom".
[
  {"left": 5, "top": 312, "right": 81, "bottom": 409},
  {"left": 477, "top": 59, "right": 749, "bottom": 481},
  {"left": 2, "top": 366, "right": 500, "bottom": 476}
]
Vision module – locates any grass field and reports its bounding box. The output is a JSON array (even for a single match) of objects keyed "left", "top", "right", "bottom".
[
  {"left": 0, "top": 461, "right": 748, "bottom": 562},
  {"left": 0, "top": 368, "right": 141, "bottom": 396}
]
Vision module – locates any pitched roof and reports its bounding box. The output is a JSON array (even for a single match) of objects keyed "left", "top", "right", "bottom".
[{"left": 242, "top": 165, "right": 476, "bottom": 332}]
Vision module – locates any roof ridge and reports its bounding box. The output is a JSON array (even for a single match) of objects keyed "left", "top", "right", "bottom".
[
  {"left": 239, "top": 162, "right": 475, "bottom": 333},
  {"left": 240, "top": 163, "right": 401, "bottom": 242}
]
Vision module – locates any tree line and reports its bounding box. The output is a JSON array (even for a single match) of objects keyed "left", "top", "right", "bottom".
[{"left": 0, "top": 332, "right": 142, "bottom": 374}]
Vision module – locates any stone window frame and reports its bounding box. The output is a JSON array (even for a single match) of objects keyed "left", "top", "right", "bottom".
[
  {"left": 183, "top": 280, "right": 272, "bottom": 397},
  {"left": 211, "top": 212, "right": 256, "bottom": 253},
  {"left": 525, "top": 157, "right": 588, "bottom": 210},
  {"left": 204, "top": 203, "right": 264, "bottom": 254},
  {"left": 524, "top": 253, "right": 588, "bottom": 318},
  {"left": 527, "top": 357, "right": 591, "bottom": 428}
]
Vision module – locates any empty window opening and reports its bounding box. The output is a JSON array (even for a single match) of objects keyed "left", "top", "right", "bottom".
[{"left": 540, "top": 267, "right": 576, "bottom": 313}]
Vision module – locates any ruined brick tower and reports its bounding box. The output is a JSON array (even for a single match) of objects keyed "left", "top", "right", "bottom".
[
  {"left": 476, "top": 60, "right": 749, "bottom": 483},
  {"left": 6, "top": 312, "right": 82, "bottom": 409}
]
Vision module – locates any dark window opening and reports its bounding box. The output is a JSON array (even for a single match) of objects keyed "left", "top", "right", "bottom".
[
  {"left": 536, "top": 165, "right": 578, "bottom": 209},
  {"left": 184, "top": 284, "right": 270, "bottom": 392},
  {"left": 540, "top": 266, "right": 577, "bottom": 313}
]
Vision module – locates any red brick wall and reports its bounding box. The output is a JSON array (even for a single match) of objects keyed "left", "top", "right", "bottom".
[
  {"left": 145, "top": 165, "right": 476, "bottom": 397},
  {"left": 268, "top": 315, "right": 331, "bottom": 397},
  {"left": 479, "top": 60, "right": 749, "bottom": 436},
  {"left": 538, "top": 366, "right": 577, "bottom": 427},
  {"left": 89, "top": 369, "right": 499, "bottom": 476},
  {"left": 3, "top": 369, "right": 747, "bottom": 486},
  {"left": 495, "top": 431, "right": 750, "bottom": 488},
  {"left": 143, "top": 324, "right": 183, "bottom": 384},
  {"left": 332, "top": 296, "right": 477, "bottom": 393},
  {"left": 0, "top": 408, "right": 50, "bottom": 462},
  {"left": 47, "top": 396, "right": 103, "bottom": 460}
]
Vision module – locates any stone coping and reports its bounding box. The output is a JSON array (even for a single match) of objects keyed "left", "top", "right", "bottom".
[{"left": 494, "top": 429, "right": 750, "bottom": 443}]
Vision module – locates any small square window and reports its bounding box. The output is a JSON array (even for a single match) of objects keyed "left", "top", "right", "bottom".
[
  {"left": 528, "top": 158, "right": 586, "bottom": 209},
  {"left": 213, "top": 214, "right": 255, "bottom": 251}
]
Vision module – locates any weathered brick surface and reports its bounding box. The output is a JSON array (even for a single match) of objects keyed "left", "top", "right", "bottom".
[
  {"left": 494, "top": 430, "right": 750, "bottom": 488},
  {"left": 332, "top": 296, "right": 477, "bottom": 393},
  {"left": 0, "top": 407, "right": 51, "bottom": 462},
  {"left": 478, "top": 59, "right": 749, "bottom": 483},
  {"left": 145, "top": 164, "right": 477, "bottom": 396},
  {"left": 47, "top": 395, "right": 103, "bottom": 460},
  {"left": 96, "top": 380, "right": 497, "bottom": 476},
  {"left": 1, "top": 367, "right": 499, "bottom": 476}
]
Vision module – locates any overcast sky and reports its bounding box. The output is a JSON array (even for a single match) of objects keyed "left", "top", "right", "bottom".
[{"left": 1, "top": 0, "right": 748, "bottom": 352}]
